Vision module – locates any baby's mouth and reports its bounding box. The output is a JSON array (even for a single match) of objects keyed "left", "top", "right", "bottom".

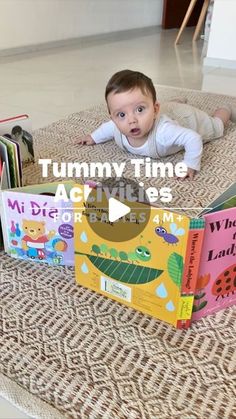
[{"left": 130, "top": 128, "right": 141, "bottom": 135}]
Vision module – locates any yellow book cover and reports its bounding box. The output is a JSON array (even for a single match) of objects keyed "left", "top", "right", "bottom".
[{"left": 74, "top": 184, "right": 191, "bottom": 327}]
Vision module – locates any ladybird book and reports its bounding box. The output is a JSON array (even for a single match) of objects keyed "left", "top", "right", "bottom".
[
  {"left": 0, "top": 182, "right": 74, "bottom": 266},
  {"left": 74, "top": 185, "right": 205, "bottom": 328},
  {"left": 192, "top": 206, "right": 236, "bottom": 321}
]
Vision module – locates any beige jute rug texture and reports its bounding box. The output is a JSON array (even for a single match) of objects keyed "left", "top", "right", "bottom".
[{"left": 0, "top": 85, "right": 236, "bottom": 419}]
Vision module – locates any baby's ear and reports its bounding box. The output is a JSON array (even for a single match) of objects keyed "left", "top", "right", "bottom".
[
  {"left": 154, "top": 102, "right": 160, "bottom": 116},
  {"left": 106, "top": 104, "right": 111, "bottom": 115}
]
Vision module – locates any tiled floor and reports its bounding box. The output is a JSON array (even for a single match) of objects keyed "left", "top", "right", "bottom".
[
  {"left": 1, "top": 26, "right": 236, "bottom": 131},
  {"left": 1, "top": 25, "right": 236, "bottom": 418}
]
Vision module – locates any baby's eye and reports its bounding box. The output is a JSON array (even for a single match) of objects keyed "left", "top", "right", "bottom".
[
  {"left": 136, "top": 106, "right": 145, "bottom": 113},
  {"left": 117, "top": 112, "right": 125, "bottom": 118}
]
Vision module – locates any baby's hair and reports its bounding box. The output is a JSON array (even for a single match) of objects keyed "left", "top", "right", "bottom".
[{"left": 105, "top": 69, "right": 157, "bottom": 104}]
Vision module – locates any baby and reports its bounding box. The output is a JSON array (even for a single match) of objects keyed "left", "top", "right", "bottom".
[{"left": 76, "top": 69, "right": 235, "bottom": 179}]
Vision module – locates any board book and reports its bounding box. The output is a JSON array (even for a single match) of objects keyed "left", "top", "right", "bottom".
[
  {"left": 0, "top": 182, "right": 74, "bottom": 266},
  {"left": 191, "top": 182, "right": 236, "bottom": 321},
  {"left": 0, "top": 114, "right": 34, "bottom": 163},
  {"left": 0, "top": 113, "right": 34, "bottom": 189},
  {"left": 73, "top": 185, "right": 205, "bottom": 328},
  {"left": 0, "top": 135, "right": 22, "bottom": 188}
]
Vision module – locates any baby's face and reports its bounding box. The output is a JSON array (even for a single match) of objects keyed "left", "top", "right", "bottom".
[{"left": 107, "top": 88, "right": 159, "bottom": 141}]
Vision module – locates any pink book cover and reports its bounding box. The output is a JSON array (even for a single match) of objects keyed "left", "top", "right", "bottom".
[
  {"left": 192, "top": 207, "right": 236, "bottom": 321},
  {"left": 0, "top": 188, "right": 74, "bottom": 266}
]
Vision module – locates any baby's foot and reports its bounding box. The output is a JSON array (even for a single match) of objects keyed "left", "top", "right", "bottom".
[
  {"left": 222, "top": 104, "right": 236, "bottom": 122},
  {"left": 229, "top": 105, "right": 236, "bottom": 122}
]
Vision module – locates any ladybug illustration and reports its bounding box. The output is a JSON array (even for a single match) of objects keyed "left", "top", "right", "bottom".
[{"left": 212, "top": 263, "right": 236, "bottom": 301}]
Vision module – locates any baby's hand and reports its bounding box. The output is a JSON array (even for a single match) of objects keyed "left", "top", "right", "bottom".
[
  {"left": 177, "top": 167, "right": 196, "bottom": 180},
  {"left": 74, "top": 135, "right": 95, "bottom": 145},
  {"left": 185, "top": 168, "right": 196, "bottom": 180}
]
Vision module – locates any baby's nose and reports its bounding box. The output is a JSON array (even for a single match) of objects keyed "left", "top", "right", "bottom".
[{"left": 128, "top": 113, "right": 137, "bottom": 124}]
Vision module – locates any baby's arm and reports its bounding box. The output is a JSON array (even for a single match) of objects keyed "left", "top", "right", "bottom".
[
  {"left": 158, "top": 120, "right": 203, "bottom": 179},
  {"left": 178, "top": 130, "right": 203, "bottom": 179},
  {"left": 74, "top": 120, "right": 115, "bottom": 145}
]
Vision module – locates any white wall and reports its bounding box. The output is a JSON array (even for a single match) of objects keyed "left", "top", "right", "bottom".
[
  {"left": 204, "top": 0, "right": 236, "bottom": 68},
  {"left": 0, "top": 0, "right": 163, "bottom": 51}
]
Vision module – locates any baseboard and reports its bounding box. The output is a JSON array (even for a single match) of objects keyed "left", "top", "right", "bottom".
[
  {"left": 203, "top": 56, "right": 236, "bottom": 70},
  {"left": 0, "top": 26, "right": 161, "bottom": 58}
]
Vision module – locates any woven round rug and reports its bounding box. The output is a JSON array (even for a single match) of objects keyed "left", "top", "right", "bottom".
[{"left": 1, "top": 85, "right": 236, "bottom": 418}]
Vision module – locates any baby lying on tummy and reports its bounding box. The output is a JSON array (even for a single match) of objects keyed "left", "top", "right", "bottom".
[{"left": 75, "top": 69, "right": 236, "bottom": 180}]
